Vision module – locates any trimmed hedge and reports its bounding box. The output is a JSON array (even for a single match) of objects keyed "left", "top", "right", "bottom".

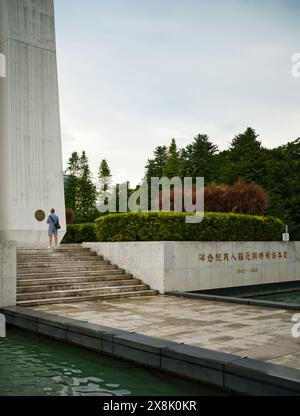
[
  {"left": 94, "top": 212, "right": 284, "bottom": 242},
  {"left": 62, "top": 223, "right": 96, "bottom": 244}
]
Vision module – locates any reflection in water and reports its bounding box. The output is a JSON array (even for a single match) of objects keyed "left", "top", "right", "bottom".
[
  {"left": 254, "top": 290, "right": 300, "bottom": 304},
  {"left": 0, "top": 336, "right": 130, "bottom": 396},
  {"left": 0, "top": 328, "right": 223, "bottom": 396}
]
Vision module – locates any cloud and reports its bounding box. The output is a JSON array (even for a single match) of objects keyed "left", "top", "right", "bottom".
[{"left": 54, "top": 0, "right": 300, "bottom": 186}]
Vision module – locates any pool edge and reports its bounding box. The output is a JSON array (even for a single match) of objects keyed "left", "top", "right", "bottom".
[
  {"left": 166, "top": 291, "right": 300, "bottom": 310},
  {"left": 1, "top": 305, "right": 300, "bottom": 396}
]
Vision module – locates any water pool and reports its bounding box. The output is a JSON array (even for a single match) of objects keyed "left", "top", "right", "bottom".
[
  {"left": 253, "top": 290, "right": 300, "bottom": 305},
  {"left": 0, "top": 328, "right": 223, "bottom": 396}
]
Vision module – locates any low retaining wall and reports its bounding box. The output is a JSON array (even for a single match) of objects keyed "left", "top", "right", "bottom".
[
  {"left": 2, "top": 306, "right": 300, "bottom": 396},
  {"left": 0, "top": 241, "right": 16, "bottom": 307},
  {"left": 83, "top": 241, "right": 300, "bottom": 294}
]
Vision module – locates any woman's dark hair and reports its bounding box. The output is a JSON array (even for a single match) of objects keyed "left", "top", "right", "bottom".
[{"left": 51, "top": 208, "right": 55, "bottom": 214}]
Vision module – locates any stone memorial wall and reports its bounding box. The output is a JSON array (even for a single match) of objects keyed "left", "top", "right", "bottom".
[{"left": 84, "top": 241, "right": 300, "bottom": 293}]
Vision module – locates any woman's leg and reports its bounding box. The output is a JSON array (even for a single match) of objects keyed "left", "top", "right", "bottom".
[
  {"left": 54, "top": 233, "right": 58, "bottom": 248},
  {"left": 49, "top": 235, "right": 53, "bottom": 248}
]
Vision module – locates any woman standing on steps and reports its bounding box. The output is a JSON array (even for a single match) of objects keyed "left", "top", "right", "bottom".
[{"left": 47, "top": 208, "right": 61, "bottom": 249}]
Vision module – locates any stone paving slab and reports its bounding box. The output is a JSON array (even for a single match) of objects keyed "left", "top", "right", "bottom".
[{"left": 33, "top": 295, "right": 300, "bottom": 370}]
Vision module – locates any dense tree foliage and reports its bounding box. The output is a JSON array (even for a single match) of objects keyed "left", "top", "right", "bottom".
[
  {"left": 162, "top": 139, "right": 182, "bottom": 178},
  {"left": 64, "top": 151, "right": 80, "bottom": 212},
  {"left": 144, "top": 128, "right": 300, "bottom": 239},
  {"left": 145, "top": 146, "right": 168, "bottom": 183},
  {"left": 181, "top": 134, "right": 218, "bottom": 183},
  {"left": 64, "top": 127, "right": 299, "bottom": 239},
  {"left": 65, "top": 151, "right": 98, "bottom": 223},
  {"left": 97, "top": 159, "right": 112, "bottom": 209}
]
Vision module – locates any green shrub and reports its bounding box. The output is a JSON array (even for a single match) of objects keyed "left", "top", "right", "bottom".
[
  {"left": 73, "top": 210, "right": 100, "bottom": 224},
  {"left": 95, "top": 212, "right": 284, "bottom": 242},
  {"left": 62, "top": 223, "right": 96, "bottom": 244}
]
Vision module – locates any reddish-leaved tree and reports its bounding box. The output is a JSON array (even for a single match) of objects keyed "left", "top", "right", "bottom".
[{"left": 158, "top": 180, "right": 269, "bottom": 215}]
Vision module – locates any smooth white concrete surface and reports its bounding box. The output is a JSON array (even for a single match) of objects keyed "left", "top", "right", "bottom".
[
  {"left": 84, "top": 242, "right": 166, "bottom": 293},
  {"left": 0, "top": 241, "right": 16, "bottom": 307},
  {"left": 0, "top": 0, "right": 66, "bottom": 247},
  {"left": 83, "top": 241, "right": 300, "bottom": 293}
]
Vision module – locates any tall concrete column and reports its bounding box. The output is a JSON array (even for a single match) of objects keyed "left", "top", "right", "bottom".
[
  {"left": 0, "top": 0, "right": 66, "bottom": 247},
  {"left": 0, "top": 242, "right": 16, "bottom": 307}
]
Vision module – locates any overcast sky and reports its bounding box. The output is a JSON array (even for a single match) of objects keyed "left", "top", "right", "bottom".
[{"left": 54, "top": 0, "right": 300, "bottom": 186}]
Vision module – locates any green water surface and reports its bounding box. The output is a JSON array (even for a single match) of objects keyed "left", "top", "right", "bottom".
[
  {"left": 0, "top": 328, "right": 222, "bottom": 396},
  {"left": 253, "top": 290, "right": 300, "bottom": 304}
]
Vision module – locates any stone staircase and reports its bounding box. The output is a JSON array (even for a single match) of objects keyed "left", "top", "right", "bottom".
[{"left": 17, "top": 245, "right": 158, "bottom": 307}]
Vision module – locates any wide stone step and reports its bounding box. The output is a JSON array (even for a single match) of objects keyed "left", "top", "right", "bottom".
[
  {"left": 18, "top": 247, "right": 90, "bottom": 254},
  {"left": 17, "top": 252, "right": 98, "bottom": 261},
  {"left": 18, "top": 249, "right": 97, "bottom": 255},
  {"left": 17, "top": 284, "right": 150, "bottom": 301},
  {"left": 18, "top": 257, "right": 108, "bottom": 264},
  {"left": 18, "top": 267, "right": 117, "bottom": 274},
  {"left": 18, "top": 265, "right": 111, "bottom": 272},
  {"left": 18, "top": 251, "right": 99, "bottom": 257},
  {"left": 17, "top": 269, "right": 123, "bottom": 279},
  {"left": 17, "top": 279, "right": 141, "bottom": 293},
  {"left": 17, "top": 261, "right": 110, "bottom": 272},
  {"left": 17, "top": 274, "right": 133, "bottom": 286},
  {"left": 17, "top": 257, "right": 109, "bottom": 266},
  {"left": 16, "top": 245, "right": 158, "bottom": 306},
  {"left": 17, "top": 290, "right": 159, "bottom": 307}
]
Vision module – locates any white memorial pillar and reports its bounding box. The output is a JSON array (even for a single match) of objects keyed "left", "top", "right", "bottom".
[{"left": 0, "top": 0, "right": 66, "bottom": 247}]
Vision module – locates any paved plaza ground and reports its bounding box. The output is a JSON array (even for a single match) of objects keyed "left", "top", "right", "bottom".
[{"left": 34, "top": 295, "right": 300, "bottom": 370}]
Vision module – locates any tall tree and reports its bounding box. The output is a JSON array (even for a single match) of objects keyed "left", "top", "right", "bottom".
[
  {"left": 65, "top": 151, "right": 80, "bottom": 211},
  {"left": 181, "top": 134, "right": 218, "bottom": 183},
  {"left": 222, "top": 127, "right": 268, "bottom": 185},
  {"left": 97, "top": 159, "right": 112, "bottom": 208},
  {"left": 76, "top": 151, "right": 98, "bottom": 222},
  {"left": 265, "top": 138, "right": 300, "bottom": 238},
  {"left": 162, "top": 139, "right": 182, "bottom": 178},
  {"left": 145, "top": 145, "right": 168, "bottom": 183},
  {"left": 65, "top": 151, "right": 98, "bottom": 222}
]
